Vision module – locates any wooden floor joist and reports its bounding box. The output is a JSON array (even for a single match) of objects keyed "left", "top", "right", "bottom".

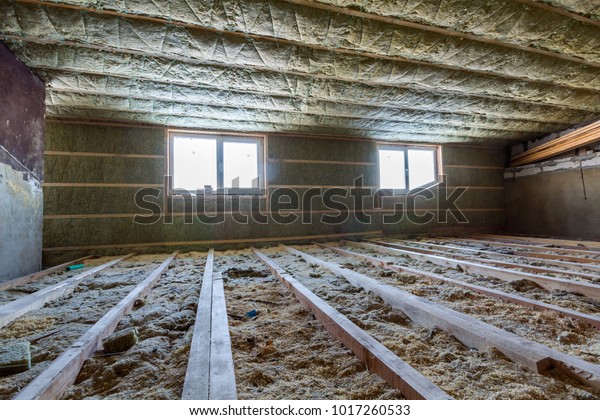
[
  {"left": 182, "top": 250, "right": 214, "bottom": 400},
  {"left": 463, "top": 236, "right": 600, "bottom": 257},
  {"left": 437, "top": 237, "right": 600, "bottom": 264},
  {"left": 349, "top": 241, "right": 600, "bottom": 302},
  {"left": 252, "top": 248, "right": 451, "bottom": 400},
  {"left": 319, "top": 244, "right": 600, "bottom": 329},
  {"left": 13, "top": 252, "right": 179, "bottom": 400},
  {"left": 402, "top": 240, "right": 600, "bottom": 274},
  {"left": 208, "top": 271, "right": 238, "bottom": 400},
  {"left": 284, "top": 246, "right": 600, "bottom": 389},
  {"left": 182, "top": 251, "right": 237, "bottom": 400},
  {"left": 473, "top": 234, "right": 600, "bottom": 252},
  {"left": 0, "top": 255, "right": 94, "bottom": 291},
  {"left": 367, "top": 240, "right": 600, "bottom": 280},
  {"left": 0, "top": 254, "right": 136, "bottom": 329}
]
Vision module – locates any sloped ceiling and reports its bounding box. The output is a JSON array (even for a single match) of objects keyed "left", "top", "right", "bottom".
[{"left": 1, "top": 0, "right": 600, "bottom": 145}]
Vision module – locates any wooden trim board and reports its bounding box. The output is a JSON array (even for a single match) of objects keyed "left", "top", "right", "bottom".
[
  {"left": 0, "top": 254, "right": 136, "bottom": 329},
  {"left": 284, "top": 246, "right": 600, "bottom": 389},
  {"left": 0, "top": 255, "right": 94, "bottom": 291},
  {"left": 13, "top": 252, "right": 179, "bottom": 400},
  {"left": 41, "top": 231, "right": 383, "bottom": 252},
  {"left": 351, "top": 241, "right": 600, "bottom": 302},
  {"left": 252, "top": 248, "right": 451, "bottom": 400},
  {"left": 319, "top": 244, "right": 600, "bottom": 329}
]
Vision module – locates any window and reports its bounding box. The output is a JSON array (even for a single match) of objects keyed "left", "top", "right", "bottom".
[
  {"left": 378, "top": 145, "right": 439, "bottom": 192},
  {"left": 168, "top": 131, "right": 264, "bottom": 194}
]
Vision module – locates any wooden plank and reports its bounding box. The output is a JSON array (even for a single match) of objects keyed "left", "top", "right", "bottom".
[
  {"left": 369, "top": 240, "right": 600, "bottom": 280},
  {"left": 268, "top": 158, "right": 376, "bottom": 166},
  {"left": 437, "top": 237, "right": 600, "bottom": 263},
  {"left": 44, "top": 151, "right": 164, "bottom": 159},
  {"left": 510, "top": 120, "right": 600, "bottom": 167},
  {"left": 252, "top": 248, "right": 451, "bottom": 400},
  {"left": 43, "top": 183, "right": 164, "bottom": 188},
  {"left": 319, "top": 244, "right": 600, "bottom": 329},
  {"left": 349, "top": 240, "right": 600, "bottom": 302},
  {"left": 284, "top": 246, "right": 600, "bottom": 389},
  {"left": 13, "top": 252, "right": 178, "bottom": 400},
  {"left": 41, "top": 231, "right": 383, "bottom": 253},
  {"left": 402, "top": 239, "right": 600, "bottom": 273},
  {"left": 0, "top": 254, "right": 135, "bottom": 329},
  {"left": 0, "top": 255, "right": 94, "bottom": 291},
  {"left": 208, "top": 271, "right": 237, "bottom": 400},
  {"left": 182, "top": 250, "right": 214, "bottom": 400},
  {"left": 474, "top": 234, "right": 600, "bottom": 251},
  {"left": 459, "top": 236, "right": 600, "bottom": 257}
]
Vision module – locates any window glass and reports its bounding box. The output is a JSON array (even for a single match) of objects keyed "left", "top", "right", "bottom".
[
  {"left": 378, "top": 149, "right": 406, "bottom": 189},
  {"left": 408, "top": 149, "right": 436, "bottom": 190},
  {"left": 172, "top": 136, "right": 217, "bottom": 190},
  {"left": 223, "top": 142, "right": 259, "bottom": 188}
]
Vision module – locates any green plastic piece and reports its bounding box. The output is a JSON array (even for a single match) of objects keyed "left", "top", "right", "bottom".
[{"left": 66, "top": 263, "right": 84, "bottom": 271}]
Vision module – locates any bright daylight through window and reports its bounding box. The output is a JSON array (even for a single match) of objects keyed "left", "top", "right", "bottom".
[
  {"left": 378, "top": 145, "right": 438, "bottom": 192},
  {"left": 169, "top": 132, "right": 263, "bottom": 194}
]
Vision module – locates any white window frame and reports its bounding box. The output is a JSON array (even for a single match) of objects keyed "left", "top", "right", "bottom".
[
  {"left": 377, "top": 144, "right": 441, "bottom": 193},
  {"left": 167, "top": 130, "right": 265, "bottom": 196}
]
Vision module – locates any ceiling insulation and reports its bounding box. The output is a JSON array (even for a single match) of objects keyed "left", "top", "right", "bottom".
[{"left": 1, "top": 0, "right": 599, "bottom": 144}]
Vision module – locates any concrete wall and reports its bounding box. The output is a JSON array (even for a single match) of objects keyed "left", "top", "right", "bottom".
[
  {"left": 0, "top": 43, "right": 45, "bottom": 281},
  {"left": 505, "top": 157, "right": 600, "bottom": 240},
  {"left": 43, "top": 121, "right": 507, "bottom": 263}
]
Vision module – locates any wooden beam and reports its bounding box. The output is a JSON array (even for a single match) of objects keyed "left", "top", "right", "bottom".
[
  {"left": 404, "top": 239, "right": 600, "bottom": 273},
  {"left": 252, "top": 248, "right": 451, "bottom": 400},
  {"left": 284, "top": 246, "right": 600, "bottom": 389},
  {"left": 0, "top": 255, "right": 94, "bottom": 291},
  {"left": 208, "top": 271, "right": 237, "bottom": 400},
  {"left": 474, "top": 234, "right": 600, "bottom": 251},
  {"left": 41, "top": 231, "right": 383, "bottom": 253},
  {"left": 349, "top": 241, "right": 600, "bottom": 302},
  {"left": 13, "top": 252, "right": 178, "bottom": 400},
  {"left": 182, "top": 250, "right": 214, "bottom": 400},
  {"left": 0, "top": 254, "right": 135, "bottom": 329},
  {"left": 511, "top": 120, "right": 600, "bottom": 166},
  {"left": 368, "top": 240, "right": 600, "bottom": 280},
  {"left": 268, "top": 158, "right": 377, "bottom": 166},
  {"left": 458, "top": 236, "right": 600, "bottom": 258},
  {"left": 319, "top": 244, "right": 600, "bottom": 329},
  {"left": 44, "top": 151, "right": 163, "bottom": 159},
  {"left": 437, "top": 237, "right": 600, "bottom": 263},
  {"left": 513, "top": 0, "right": 600, "bottom": 27},
  {"left": 43, "top": 183, "right": 164, "bottom": 188},
  {"left": 14, "top": 0, "right": 600, "bottom": 83}
]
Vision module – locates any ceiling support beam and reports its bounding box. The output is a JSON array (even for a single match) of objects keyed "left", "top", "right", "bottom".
[{"left": 510, "top": 120, "right": 600, "bottom": 166}]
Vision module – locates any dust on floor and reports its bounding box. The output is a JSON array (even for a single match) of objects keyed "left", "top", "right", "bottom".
[
  {"left": 62, "top": 252, "right": 207, "bottom": 400},
  {"left": 0, "top": 256, "right": 117, "bottom": 306},
  {"left": 268, "top": 246, "right": 598, "bottom": 399},
  {"left": 0, "top": 254, "right": 168, "bottom": 399},
  {"left": 217, "top": 251, "right": 405, "bottom": 400},
  {"left": 306, "top": 244, "right": 600, "bottom": 364}
]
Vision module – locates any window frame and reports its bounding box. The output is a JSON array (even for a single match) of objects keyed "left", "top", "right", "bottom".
[
  {"left": 167, "top": 130, "right": 266, "bottom": 196},
  {"left": 377, "top": 144, "right": 441, "bottom": 194}
]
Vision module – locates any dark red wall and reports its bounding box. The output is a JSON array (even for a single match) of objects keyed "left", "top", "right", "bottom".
[{"left": 0, "top": 41, "right": 45, "bottom": 179}]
